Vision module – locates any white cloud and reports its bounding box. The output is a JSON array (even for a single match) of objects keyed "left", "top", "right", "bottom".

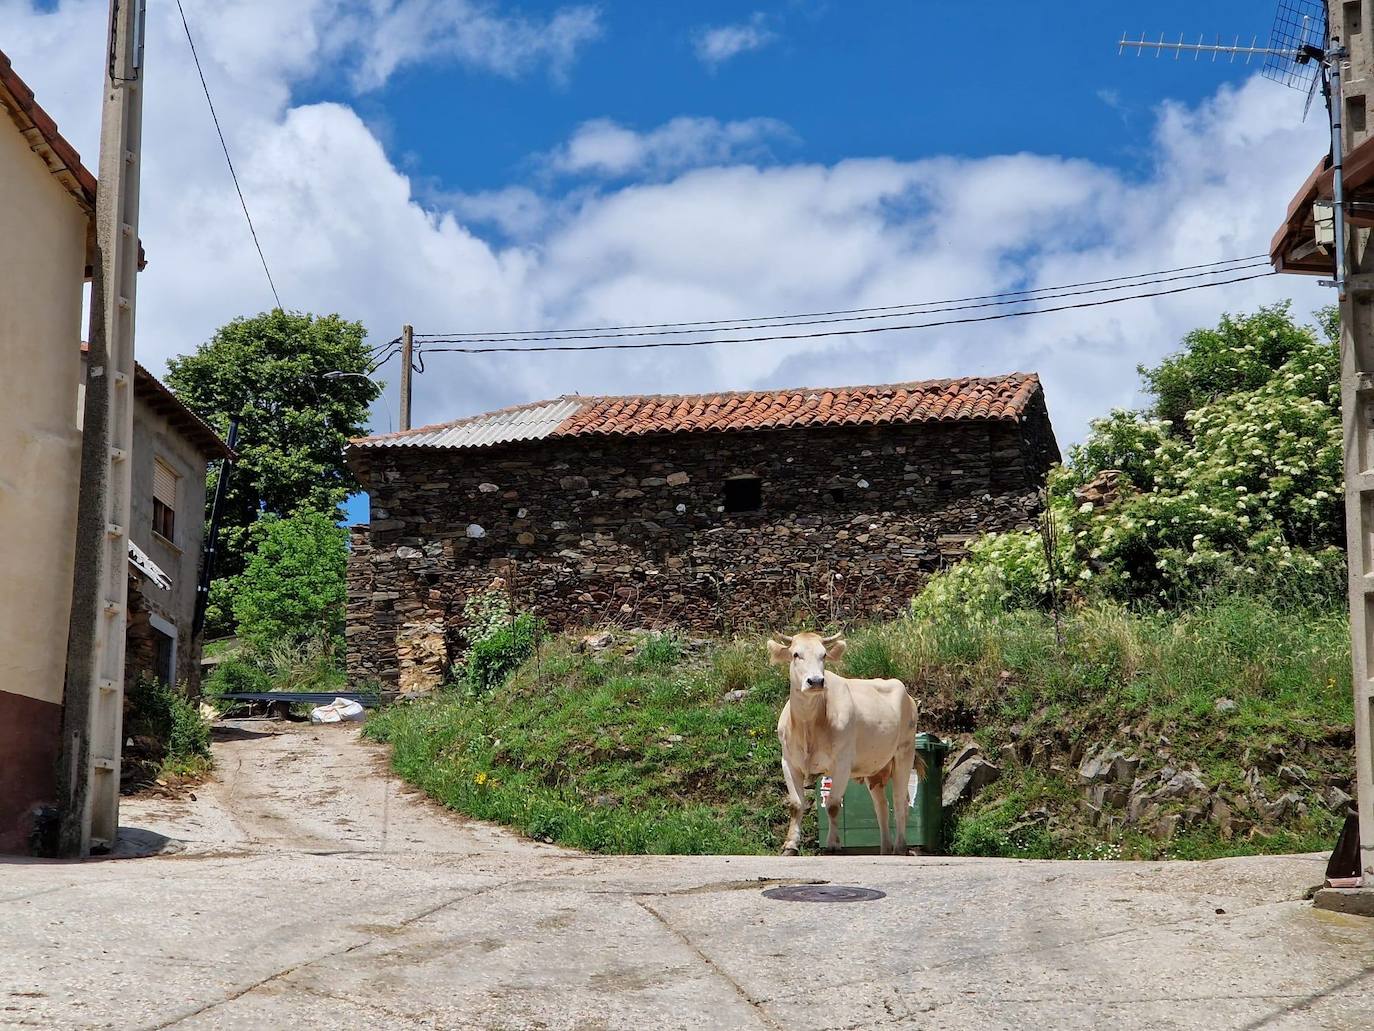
[
  {"left": 693, "top": 12, "right": 777, "bottom": 68},
  {"left": 548, "top": 116, "right": 795, "bottom": 177},
  {"left": 341, "top": 0, "right": 603, "bottom": 91},
  {"left": 3, "top": 1, "right": 1329, "bottom": 452}
]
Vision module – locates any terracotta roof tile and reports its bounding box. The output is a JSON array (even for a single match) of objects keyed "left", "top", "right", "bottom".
[
  {"left": 0, "top": 47, "right": 97, "bottom": 213},
  {"left": 353, "top": 373, "right": 1046, "bottom": 451}
]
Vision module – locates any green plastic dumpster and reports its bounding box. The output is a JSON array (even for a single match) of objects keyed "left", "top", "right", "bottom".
[{"left": 816, "top": 733, "right": 953, "bottom": 854}]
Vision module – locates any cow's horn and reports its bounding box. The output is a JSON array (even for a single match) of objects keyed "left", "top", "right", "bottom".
[
  {"left": 774, "top": 633, "right": 794, "bottom": 646},
  {"left": 821, "top": 631, "right": 844, "bottom": 644}
]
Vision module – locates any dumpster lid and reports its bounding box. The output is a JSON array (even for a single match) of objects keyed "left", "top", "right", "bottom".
[{"left": 914, "top": 732, "right": 952, "bottom": 751}]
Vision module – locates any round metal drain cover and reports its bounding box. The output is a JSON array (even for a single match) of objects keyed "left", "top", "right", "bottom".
[{"left": 761, "top": 884, "right": 886, "bottom": 903}]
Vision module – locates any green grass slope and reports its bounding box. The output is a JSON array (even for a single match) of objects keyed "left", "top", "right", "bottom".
[{"left": 366, "top": 596, "right": 1354, "bottom": 858}]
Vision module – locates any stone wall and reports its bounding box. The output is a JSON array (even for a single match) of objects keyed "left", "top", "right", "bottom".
[{"left": 347, "top": 411, "right": 1057, "bottom": 690}]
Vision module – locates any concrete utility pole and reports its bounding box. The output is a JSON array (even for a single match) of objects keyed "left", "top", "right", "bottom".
[
  {"left": 1330, "top": 0, "right": 1374, "bottom": 891},
  {"left": 58, "top": 0, "right": 146, "bottom": 857},
  {"left": 400, "top": 323, "right": 414, "bottom": 431}
]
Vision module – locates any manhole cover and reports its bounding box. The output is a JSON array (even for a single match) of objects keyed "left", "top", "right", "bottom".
[{"left": 761, "top": 885, "right": 886, "bottom": 903}]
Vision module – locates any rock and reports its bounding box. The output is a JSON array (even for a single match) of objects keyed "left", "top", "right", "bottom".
[
  {"left": 478, "top": 482, "right": 499, "bottom": 493},
  {"left": 1088, "top": 783, "right": 1130, "bottom": 809},
  {"left": 1210, "top": 798, "right": 1234, "bottom": 840},
  {"left": 559, "top": 475, "right": 589, "bottom": 491},
  {"left": 395, "top": 546, "right": 423, "bottom": 559},
  {"left": 516, "top": 532, "right": 536, "bottom": 546},
  {"left": 1265, "top": 791, "right": 1308, "bottom": 822},
  {"left": 675, "top": 503, "right": 687, "bottom": 514},
  {"left": 1325, "top": 786, "right": 1354, "bottom": 812},
  {"left": 665, "top": 734, "right": 684, "bottom": 744},
  {"left": 1072, "top": 469, "right": 1128, "bottom": 511},
  {"left": 1277, "top": 764, "right": 1308, "bottom": 786},
  {"left": 465, "top": 524, "right": 486, "bottom": 539},
  {"left": 1149, "top": 813, "right": 1181, "bottom": 842},
  {"left": 593, "top": 794, "right": 617, "bottom": 808},
  {"left": 722, "top": 689, "right": 751, "bottom": 703},
  {"left": 579, "top": 631, "right": 615, "bottom": 652},
  {"left": 1078, "top": 749, "right": 1138, "bottom": 786},
  {"left": 1213, "top": 697, "right": 1238, "bottom": 715},
  {"left": 950, "top": 743, "right": 981, "bottom": 770},
  {"left": 666, "top": 471, "right": 690, "bottom": 486},
  {"left": 942, "top": 757, "right": 1000, "bottom": 808},
  {"left": 999, "top": 743, "right": 1019, "bottom": 766}
]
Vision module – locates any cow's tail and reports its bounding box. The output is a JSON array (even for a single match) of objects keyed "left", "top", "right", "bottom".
[{"left": 911, "top": 697, "right": 928, "bottom": 781}]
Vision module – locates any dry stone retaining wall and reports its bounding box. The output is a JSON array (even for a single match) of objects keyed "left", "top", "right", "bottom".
[{"left": 347, "top": 412, "right": 1057, "bottom": 690}]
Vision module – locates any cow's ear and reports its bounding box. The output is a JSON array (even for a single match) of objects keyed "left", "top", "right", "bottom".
[
  {"left": 766, "top": 639, "right": 790, "bottom": 665},
  {"left": 824, "top": 638, "right": 847, "bottom": 662}
]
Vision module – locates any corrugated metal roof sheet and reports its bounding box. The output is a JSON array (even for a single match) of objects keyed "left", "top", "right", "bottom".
[
  {"left": 350, "top": 374, "right": 1043, "bottom": 452},
  {"left": 358, "top": 398, "right": 583, "bottom": 450},
  {"left": 128, "top": 539, "right": 171, "bottom": 591}
]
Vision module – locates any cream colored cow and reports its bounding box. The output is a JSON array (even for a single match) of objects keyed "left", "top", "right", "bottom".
[{"left": 769, "top": 632, "right": 925, "bottom": 856}]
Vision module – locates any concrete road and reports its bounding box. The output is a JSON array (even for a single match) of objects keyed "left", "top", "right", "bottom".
[{"left": 2, "top": 720, "right": 1373, "bottom": 1030}]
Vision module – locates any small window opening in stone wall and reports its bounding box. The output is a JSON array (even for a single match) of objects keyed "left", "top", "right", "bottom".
[
  {"left": 825, "top": 486, "right": 846, "bottom": 504},
  {"left": 724, "top": 476, "right": 762, "bottom": 513}
]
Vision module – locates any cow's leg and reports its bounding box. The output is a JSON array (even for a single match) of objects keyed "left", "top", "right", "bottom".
[
  {"left": 780, "top": 757, "right": 809, "bottom": 856},
  {"left": 823, "top": 764, "right": 851, "bottom": 854},
  {"left": 866, "top": 779, "right": 892, "bottom": 855},
  {"left": 891, "top": 739, "right": 918, "bottom": 857}
]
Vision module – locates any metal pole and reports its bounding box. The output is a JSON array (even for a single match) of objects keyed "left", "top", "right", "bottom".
[
  {"left": 57, "top": 0, "right": 146, "bottom": 857},
  {"left": 193, "top": 415, "right": 239, "bottom": 637},
  {"left": 1326, "top": 0, "right": 1374, "bottom": 898},
  {"left": 400, "top": 324, "right": 413, "bottom": 431},
  {"left": 1330, "top": 50, "right": 1349, "bottom": 297}
]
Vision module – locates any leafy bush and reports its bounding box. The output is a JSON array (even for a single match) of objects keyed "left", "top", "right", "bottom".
[
  {"left": 124, "top": 675, "right": 212, "bottom": 776},
  {"left": 229, "top": 511, "right": 347, "bottom": 653},
  {"left": 203, "top": 653, "right": 271, "bottom": 696},
  {"left": 460, "top": 612, "right": 541, "bottom": 694}
]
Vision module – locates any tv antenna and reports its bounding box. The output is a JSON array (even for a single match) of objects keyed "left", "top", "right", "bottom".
[{"left": 1119, "top": 1, "right": 1346, "bottom": 293}]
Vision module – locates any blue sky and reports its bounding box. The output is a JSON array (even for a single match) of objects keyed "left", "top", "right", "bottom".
[
  {"left": 7, "top": 0, "right": 1331, "bottom": 533},
  {"left": 364, "top": 1, "right": 1289, "bottom": 192}
]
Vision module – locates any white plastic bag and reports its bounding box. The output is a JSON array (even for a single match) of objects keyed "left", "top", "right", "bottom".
[{"left": 310, "top": 697, "right": 366, "bottom": 724}]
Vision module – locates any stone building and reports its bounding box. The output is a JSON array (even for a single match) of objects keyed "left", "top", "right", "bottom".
[
  {"left": 345, "top": 374, "right": 1059, "bottom": 693},
  {"left": 122, "top": 365, "right": 234, "bottom": 692}
]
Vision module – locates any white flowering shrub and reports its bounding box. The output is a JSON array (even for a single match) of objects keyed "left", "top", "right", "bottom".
[{"left": 913, "top": 303, "right": 1345, "bottom": 616}]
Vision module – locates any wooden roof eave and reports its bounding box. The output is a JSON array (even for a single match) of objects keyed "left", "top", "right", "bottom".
[{"left": 1271, "top": 137, "right": 1374, "bottom": 276}]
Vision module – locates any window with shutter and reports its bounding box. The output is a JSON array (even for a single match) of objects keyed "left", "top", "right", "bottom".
[{"left": 153, "top": 459, "right": 177, "bottom": 542}]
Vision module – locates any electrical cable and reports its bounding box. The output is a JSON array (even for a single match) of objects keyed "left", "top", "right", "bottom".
[
  {"left": 412, "top": 254, "right": 1269, "bottom": 342},
  {"left": 413, "top": 261, "right": 1272, "bottom": 346},
  {"left": 175, "top": 0, "right": 283, "bottom": 311},
  {"left": 412, "top": 269, "right": 1277, "bottom": 356}
]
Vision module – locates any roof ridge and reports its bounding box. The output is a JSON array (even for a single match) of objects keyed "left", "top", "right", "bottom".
[{"left": 351, "top": 373, "right": 1046, "bottom": 450}]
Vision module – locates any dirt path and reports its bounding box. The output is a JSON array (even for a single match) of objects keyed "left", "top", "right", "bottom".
[
  {"left": 3, "top": 717, "right": 1374, "bottom": 1030},
  {"left": 123, "top": 720, "right": 552, "bottom": 860}
]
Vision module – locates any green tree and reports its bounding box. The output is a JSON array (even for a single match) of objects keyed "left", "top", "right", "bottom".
[
  {"left": 165, "top": 310, "right": 380, "bottom": 627},
  {"left": 916, "top": 302, "right": 1346, "bottom": 614},
  {"left": 230, "top": 512, "right": 348, "bottom": 653}
]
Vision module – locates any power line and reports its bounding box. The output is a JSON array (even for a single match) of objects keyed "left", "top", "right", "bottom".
[
  {"left": 175, "top": 0, "right": 283, "bottom": 311},
  {"left": 415, "top": 261, "right": 1272, "bottom": 346},
  {"left": 413, "top": 254, "right": 1268, "bottom": 341},
  {"left": 413, "top": 269, "right": 1277, "bottom": 356}
]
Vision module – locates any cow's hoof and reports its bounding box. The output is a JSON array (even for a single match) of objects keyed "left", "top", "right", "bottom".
[
  {"left": 781, "top": 847, "right": 800, "bottom": 857},
  {"left": 891, "top": 847, "right": 910, "bottom": 857},
  {"left": 822, "top": 846, "right": 843, "bottom": 856}
]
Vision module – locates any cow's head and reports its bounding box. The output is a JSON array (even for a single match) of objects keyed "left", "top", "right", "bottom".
[{"left": 767, "top": 631, "right": 846, "bottom": 692}]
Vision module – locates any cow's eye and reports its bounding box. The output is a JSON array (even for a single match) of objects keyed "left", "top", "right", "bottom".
[{"left": 792, "top": 652, "right": 800, "bottom": 659}]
